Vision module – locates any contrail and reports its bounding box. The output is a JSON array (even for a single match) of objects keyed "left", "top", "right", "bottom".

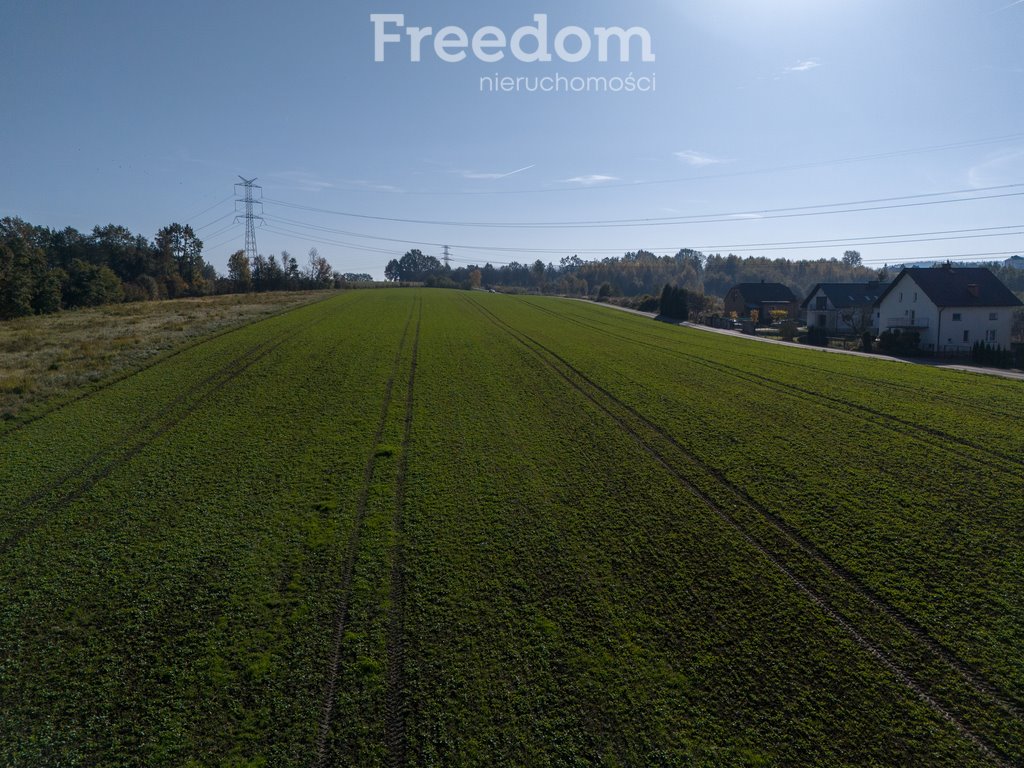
[
  {"left": 498, "top": 164, "right": 536, "bottom": 178},
  {"left": 989, "top": 0, "right": 1024, "bottom": 14},
  {"left": 461, "top": 164, "right": 536, "bottom": 180}
]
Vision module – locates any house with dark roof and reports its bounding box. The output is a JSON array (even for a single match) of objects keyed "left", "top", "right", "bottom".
[
  {"left": 874, "top": 265, "right": 1022, "bottom": 353},
  {"left": 801, "top": 281, "right": 890, "bottom": 335},
  {"left": 723, "top": 281, "right": 798, "bottom": 320}
]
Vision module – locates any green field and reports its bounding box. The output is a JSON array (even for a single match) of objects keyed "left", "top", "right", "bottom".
[{"left": 1, "top": 289, "right": 1022, "bottom": 767}]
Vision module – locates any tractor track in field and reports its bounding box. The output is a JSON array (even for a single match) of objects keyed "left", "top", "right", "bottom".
[
  {"left": 469, "top": 297, "right": 1020, "bottom": 768},
  {"left": 0, "top": 299, "right": 354, "bottom": 560},
  {"left": 550, "top": 300, "right": 1023, "bottom": 422},
  {"left": 0, "top": 292, "right": 338, "bottom": 440},
  {"left": 522, "top": 300, "right": 1024, "bottom": 476},
  {"left": 503, "top": 298, "right": 1024, "bottom": 719},
  {"left": 312, "top": 299, "right": 419, "bottom": 768},
  {"left": 0, "top": 333, "right": 293, "bottom": 559},
  {"left": 385, "top": 299, "right": 421, "bottom": 768}
]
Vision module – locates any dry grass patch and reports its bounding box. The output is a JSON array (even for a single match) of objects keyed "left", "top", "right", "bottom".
[{"left": 0, "top": 291, "right": 327, "bottom": 422}]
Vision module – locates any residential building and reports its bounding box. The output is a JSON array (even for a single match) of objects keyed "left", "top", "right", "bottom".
[
  {"left": 801, "top": 281, "right": 890, "bottom": 335},
  {"left": 723, "top": 281, "right": 798, "bottom": 320},
  {"left": 874, "top": 265, "right": 1022, "bottom": 353}
]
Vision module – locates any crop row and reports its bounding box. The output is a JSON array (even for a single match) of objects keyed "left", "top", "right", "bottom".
[
  {"left": 497, "top": 296, "right": 1024, "bottom": 709},
  {"left": 466, "top": 295, "right": 1022, "bottom": 764},
  {"left": 0, "top": 292, "right": 416, "bottom": 766},
  {"left": 385, "top": 292, "right": 997, "bottom": 766},
  {"left": 2, "top": 288, "right": 1019, "bottom": 766},
  {"left": 525, "top": 298, "right": 1024, "bottom": 458}
]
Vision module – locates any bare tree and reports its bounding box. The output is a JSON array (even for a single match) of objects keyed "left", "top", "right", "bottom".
[
  {"left": 306, "top": 248, "right": 320, "bottom": 283},
  {"left": 840, "top": 306, "right": 873, "bottom": 336}
]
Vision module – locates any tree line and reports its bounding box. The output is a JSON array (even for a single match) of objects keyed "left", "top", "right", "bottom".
[
  {"left": 0, "top": 216, "right": 366, "bottom": 320},
  {"left": 385, "top": 248, "right": 880, "bottom": 298},
  {"left": 386, "top": 246, "right": 1024, "bottom": 305}
]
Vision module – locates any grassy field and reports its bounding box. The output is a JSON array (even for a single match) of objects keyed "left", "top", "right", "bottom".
[
  {"left": 1, "top": 289, "right": 1021, "bottom": 767},
  {"left": 0, "top": 291, "right": 325, "bottom": 424}
]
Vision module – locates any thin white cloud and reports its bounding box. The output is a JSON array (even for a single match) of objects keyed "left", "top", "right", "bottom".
[
  {"left": 460, "top": 164, "right": 536, "bottom": 180},
  {"left": 967, "top": 148, "right": 1024, "bottom": 187},
  {"left": 675, "top": 150, "right": 730, "bottom": 167},
  {"left": 341, "top": 178, "right": 404, "bottom": 193},
  {"left": 558, "top": 175, "right": 619, "bottom": 186},
  {"left": 785, "top": 59, "right": 821, "bottom": 73},
  {"left": 268, "top": 171, "right": 335, "bottom": 193},
  {"left": 729, "top": 213, "right": 764, "bottom": 220}
]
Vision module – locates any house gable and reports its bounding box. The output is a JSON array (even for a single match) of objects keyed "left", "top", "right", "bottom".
[
  {"left": 800, "top": 282, "right": 889, "bottom": 311},
  {"left": 875, "top": 266, "right": 1019, "bottom": 352},
  {"left": 875, "top": 266, "right": 1022, "bottom": 309}
]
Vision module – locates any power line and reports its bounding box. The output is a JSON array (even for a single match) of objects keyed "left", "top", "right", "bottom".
[
  {"left": 194, "top": 211, "right": 235, "bottom": 231},
  {"left": 262, "top": 212, "right": 1024, "bottom": 257},
  {"left": 182, "top": 194, "right": 235, "bottom": 223},
  {"left": 313, "top": 131, "right": 1024, "bottom": 197},
  {"left": 253, "top": 219, "right": 1022, "bottom": 273},
  {"left": 262, "top": 183, "right": 1024, "bottom": 229},
  {"left": 260, "top": 225, "right": 401, "bottom": 256},
  {"left": 439, "top": 250, "right": 1024, "bottom": 267},
  {"left": 200, "top": 220, "right": 241, "bottom": 243},
  {"left": 202, "top": 226, "right": 246, "bottom": 253}
]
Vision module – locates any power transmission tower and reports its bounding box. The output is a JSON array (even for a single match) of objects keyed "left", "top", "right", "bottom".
[
  {"left": 234, "top": 177, "right": 264, "bottom": 263},
  {"left": 442, "top": 245, "right": 452, "bottom": 269}
]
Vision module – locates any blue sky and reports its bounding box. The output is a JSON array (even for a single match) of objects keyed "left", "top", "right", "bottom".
[{"left": 1, "top": 0, "right": 1022, "bottom": 278}]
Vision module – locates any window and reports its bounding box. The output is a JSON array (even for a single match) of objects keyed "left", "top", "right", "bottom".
[
  {"left": 913, "top": 292, "right": 918, "bottom": 302},
  {"left": 963, "top": 330, "right": 970, "bottom": 343},
  {"left": 952, "top": 313, "right": 962, "bottom": 321},
  {"left": 817, "top": 314, "right": 827, "bottom": 327},
  {"left": 815, "top": 296, "right": 827, "bottom": 310},
  {"left": 899, "top": 292, "right": 903, "bottom": 302},
  {"left": 990, "top": 312, "right": 999, "bottom": 321},
  {"left": 986, "top": 330, "right": 997, "bottom": 342}
]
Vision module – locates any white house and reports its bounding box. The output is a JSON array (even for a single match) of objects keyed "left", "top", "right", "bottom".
[
  {"left": 801, "top": 281, "right": 890, "bottom": 335},
  {"left": 874, "top": 265, "right": 1022, "bottom": 353}
]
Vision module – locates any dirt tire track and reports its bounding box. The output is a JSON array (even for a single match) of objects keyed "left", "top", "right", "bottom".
[
  {"left": 541, "top": 299, "right": 1022, "bottom": 421},
  {"left": 0, "top": 331, "right": 297, "bottom": 559},
  {"left": 519, "top": 298, "right": 1024, "bottom": 717},
  {"left": 312, "top": 299, "right": 417, "bottom": 768},
  {"left": 516, "top": 301, "right": 1024, "bottom": 719},
  {"left": 1, "top": 299, "right": 355, "bottom": 559},
  {"left": 522, "top": 300, "right": 1024, "bottom": 477},
  {"left": 5, "top": 336, "right": 275, "bottom": 514},
  {"left": 468, "top": 297, "right": 1016, "bottom": 768},
  {"left": 385, "top": 298, "right": 422, "bottom": 768}
]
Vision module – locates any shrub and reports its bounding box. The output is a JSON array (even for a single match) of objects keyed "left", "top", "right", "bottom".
[
  {"left": 658, "top": 284, "right": 688, "bottom": 320},
  {"left": 803, "top": 326, "right": 829, "bottom": 347},
  {"left": 636, "top": 295, "right": 660, "bottom": 313},
  {"left": 878, "top": 329, "right": 920, "bottom": 355}
]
